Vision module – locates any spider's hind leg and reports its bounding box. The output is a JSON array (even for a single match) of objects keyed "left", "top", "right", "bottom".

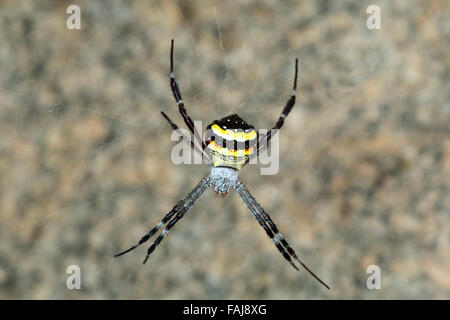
[
  {"left": 245, "top": 58, "right": 298, "bottom": 165},
  {"left": 169, "top": 39, "right": 206, "bottom": 152},
  {"left": 160, "top": 111, "right": 211, "bottom": 164},
  {"left": 272, "top": 58, "right": 298, "bottom": 132}
]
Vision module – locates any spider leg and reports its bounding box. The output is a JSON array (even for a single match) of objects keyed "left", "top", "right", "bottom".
[
  {"left": 245, "top": 58, "right": 298, "bottom": 165},
  {"left": 114, "top": 175, "right": 211, "bottom": 261},
  {"left": 170, "top": 39, "right": 207, "bottom": 152},
  {"left": 161, "top": 111, "right": 212, "bottom": 164},
  {"left": 114, "top": 203, "right": 179, "bottom": 257},
  {"left": 259, "top": 206, "right": 330, "bottom": 290},
  {"left": 142, "top": 209, "right": 183, "bottom": 264},
  {"left": 234, "top": 181, "right": 299, "bottom": 271},
  {"left": 270, "top": 58, "right": 298, "bottom": 133},
  {"left": 234, "top": 179, "right": 330, "bottom": 290},
  {"left": 142, "top": 174, "right": 211, "bottom": 263}
]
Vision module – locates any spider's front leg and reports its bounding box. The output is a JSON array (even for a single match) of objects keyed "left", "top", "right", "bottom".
[
  {"left": 114, "top": 204, "right": 179, "bottom": 257},
  {"left": 114, "top": 175, "right": 211, "bottom": 262},
  {"left": 234, "top": 179, "right": 330, "bottom": 290}
]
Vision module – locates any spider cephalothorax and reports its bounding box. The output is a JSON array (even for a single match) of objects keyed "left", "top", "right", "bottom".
[
  {"left": 114, "top": 39, "right": 330, "bottom": 290},
  {"left": 209, "top": 166, "right": 239, "bottom": 197}
]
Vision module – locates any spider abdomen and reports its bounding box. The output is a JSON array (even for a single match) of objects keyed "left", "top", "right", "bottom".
[{"left": 205, "top": 114, "right": 258, "bottom": 170}]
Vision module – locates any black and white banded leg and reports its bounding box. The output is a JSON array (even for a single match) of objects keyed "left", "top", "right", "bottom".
[
  {"left": 161, "top": 111, "right": 212, "bottom": 165},
  {"left": 114, "top": 175, "right": 211, "bottom": 263},
  {"left": 234, "top": 179, "right": 330, "bottom": 290},
  {"left": 170, "top": 39, "right": 207, "bottom": 153},
  {"left": 245, "top": 58, "right": 298, "bottom": 165}
]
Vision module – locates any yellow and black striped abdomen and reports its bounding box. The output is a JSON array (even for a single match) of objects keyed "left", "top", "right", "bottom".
[{"left": 205, "top": 114, "right": 257, "bottom": 170}]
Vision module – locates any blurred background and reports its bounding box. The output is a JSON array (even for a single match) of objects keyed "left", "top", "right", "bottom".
[{"left": 0, "top": 0, "right": 448, "bottom": 299}]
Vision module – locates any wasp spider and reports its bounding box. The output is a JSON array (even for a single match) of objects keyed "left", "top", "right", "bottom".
[{"left": 115, "top": 40, "right": 330, "bottom": 290}]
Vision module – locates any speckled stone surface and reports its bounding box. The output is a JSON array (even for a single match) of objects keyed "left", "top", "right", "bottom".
[{"left": 0, "top": 0, "right": 448, "bottom": 299}]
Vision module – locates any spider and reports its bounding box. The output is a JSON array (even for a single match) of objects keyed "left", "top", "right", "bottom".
[{"left": 114, "top": 39, "right": 330, "bottom": 290}]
